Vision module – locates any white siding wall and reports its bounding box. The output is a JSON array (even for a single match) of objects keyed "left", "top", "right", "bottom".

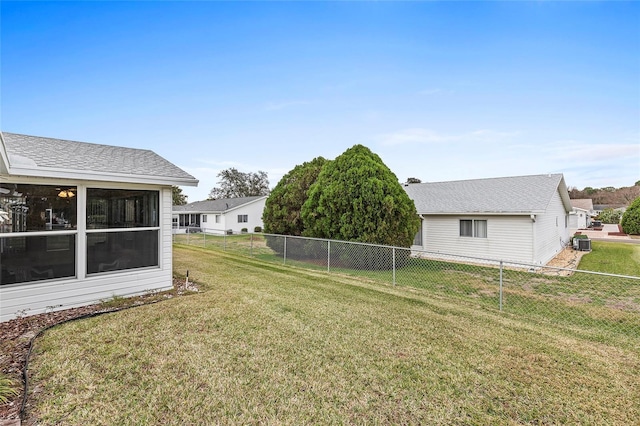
[
  {"left": 533, "top": 191, "right": 570, "bottom": 265},
  {"left": 414, "top": 215, "right": 535, "bottom": 264},
  {"left": 200, "top": 198, "right": 266, "bottom": 235},
  {"left": 1, "top": 182, "right": 174, "bottom": 322}
]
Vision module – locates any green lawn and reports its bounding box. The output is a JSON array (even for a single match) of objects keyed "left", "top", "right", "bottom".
[
  {"left": 27, "top": 245, "right": 639, "bottom": 425},
  {"left": 578, "top": 240, "right": 640, "bottom": 276}
]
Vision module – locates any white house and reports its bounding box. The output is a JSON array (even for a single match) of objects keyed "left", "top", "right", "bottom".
[
  {"left": 403, "top": 174, "right": 572, "bottom": 265},
  {"left": 0, "top": 132, "right": 198, "bottom": 322},
  {"left": 173, "top": 196, "right": 267, "bottom": 235},
  {"left": 569, "top": 198, "right": 594, "bottom": 229}
]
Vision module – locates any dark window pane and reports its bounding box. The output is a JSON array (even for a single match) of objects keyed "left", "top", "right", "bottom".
[
  {"left": 0, "top": 234, "right": 76, "bottom": 285},
  {"left": 0, "top": 184, "right": 77, "bottom": 233},
  {"left": 87, "top": 230, "right": 158, "bottom": 274},
  {"left": 87, "top": 189, "right": 158, "bottom": 229},
  {"left": 460, "top": 220, "right": 472, "bottom": 237}
]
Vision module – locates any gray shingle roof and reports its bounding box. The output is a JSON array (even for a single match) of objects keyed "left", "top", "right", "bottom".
[
  {"left": 173, "top": 196, "right": 266, "bottom": 213},
  {"left": 2, "top": 132, "right": 197, "bottom": 183},
  {"left": 570, "top": 199, "right": 594, "bottom": 211},
  {"left": 403, "top": 174, "right": 569, "bottom": 214}
]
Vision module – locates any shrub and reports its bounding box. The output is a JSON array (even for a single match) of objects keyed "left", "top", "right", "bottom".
[
  {"left": 254, "top": 226, "right": 262, "bottom": 233},
  {"left": 301, "top": 144, "right": 420, "bottom": 249},
  {"left": 597, "top": 208, "right": 622, "bottom": 224},
  {"left": 621, "top": 196, "right": 640, "bottom": 235},
  {"left": 241, "top": 228, "right": 248, "bottom": 233},
  {"left": 262, "top": 156, "right": 328, "bottom": 236}
]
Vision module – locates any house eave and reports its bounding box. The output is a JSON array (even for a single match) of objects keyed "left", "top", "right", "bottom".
[
  {"left": 4, "top": 165, "right": 199, "bottom": 187},
  {"left": 417, "top": 211, "right": 545, "bottom": 216}
]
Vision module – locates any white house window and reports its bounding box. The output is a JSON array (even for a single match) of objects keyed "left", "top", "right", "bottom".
[
  {"left": 215, "top": 215, "right": 220, "bottom": 223},
  {"left": 460, "top": 219, "right": 487, "bottom": 238},
  {"left": 202, "top": 215, "right": 207, "bottom": 223},
  {"left": 0, "top": 184, "right": 78, "bottom": 285},
  {"left": 86, "top": 189, "right": 159, "bottom": 275},
  {"left": 413, "top": 219, "right": 423, "bottom": 246},
  {"left": 238, "top": 214, "right": 248, "bottom": 223}
]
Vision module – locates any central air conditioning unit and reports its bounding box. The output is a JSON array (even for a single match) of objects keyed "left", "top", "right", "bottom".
[{"left": 577, "top": 238, "right": 592, "bottom": 252}]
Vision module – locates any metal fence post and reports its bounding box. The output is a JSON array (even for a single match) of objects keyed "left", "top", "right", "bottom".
[
  {"left": 499, "top": 261, "right": 503, "bottom": 312},
  {"left": 392, "top": 247, "right": 396, "bottom": 286},
  {"left": 250, "top": 233, "right": 253, "bottom": 257},
  {"left": 224, "top": 232, "right": 226, "bottom": 251},
  {"left": 283, "top": 235, "right": 287, "bottom": 264},
  {"left": 327, "top": 241, "right": 331, "bottom": 272},
  {"left": 203, "top": 231, "right": 206, "bottom": 247}
]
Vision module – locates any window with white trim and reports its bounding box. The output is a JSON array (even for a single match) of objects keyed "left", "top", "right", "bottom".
[
  {"left": 202, "top": 215, "right": 207, "bottom": 223},
  {"left": 86, "top": 188, "right": 159, "bottom": 275},
  {"left": 238, "top": 214, "right": 248, "bottom": 223},
  {"left": 460, "top": 219, "right": 487, "bottom": 238}
]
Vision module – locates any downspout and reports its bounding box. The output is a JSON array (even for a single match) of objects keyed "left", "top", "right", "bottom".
[
  {"left": 419, "top": 214, "right": 426, "bottom": 249},
  {"left": 530, "top": 214, "right": 537, "bottom": 264}
]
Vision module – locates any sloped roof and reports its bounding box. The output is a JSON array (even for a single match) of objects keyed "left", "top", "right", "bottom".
[
  {"left": 403, "top": 174, "right": 571, "bottom": 215},
  {"left": 173, "top": 196, "right": 267, "bottom": 213},
  {"left": 1, "top": 132, "right": 198, "bottom": 186},
  {"left": 570, "top": 198, "right": 594, "bottom": 211}
]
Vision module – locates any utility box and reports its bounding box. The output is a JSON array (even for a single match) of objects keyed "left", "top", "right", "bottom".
[{"left": 577, "top": 238, "right": 592, "bottom": 252}]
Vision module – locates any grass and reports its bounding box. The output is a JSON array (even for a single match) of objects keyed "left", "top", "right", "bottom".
[
  {"left": 0, "top": 373, "right": 18, "bottom": 404},
  {"left": 578, "top": 241, "right": 640, "bottom": 276},
  {"left": 27, "top": 245, "right": 640, "bottom": 425}
]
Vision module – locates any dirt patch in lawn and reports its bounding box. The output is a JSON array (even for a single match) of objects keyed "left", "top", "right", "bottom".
[{"left": 544, "top": 247, "right": 589, "bottom": 274}]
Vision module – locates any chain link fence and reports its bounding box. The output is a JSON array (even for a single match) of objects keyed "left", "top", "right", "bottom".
[{"left": 174, "top": 232, "right": 640, "bottom": 345}]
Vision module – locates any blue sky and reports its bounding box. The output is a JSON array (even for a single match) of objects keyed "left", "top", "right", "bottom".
[{"left": 1, "top": 1, "right": 638, "bottom": 202}]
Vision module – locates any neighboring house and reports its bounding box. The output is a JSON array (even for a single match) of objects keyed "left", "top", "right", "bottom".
[
  {"left": 403, "top": 174, "right": 572, "bottom": 265},
  {"left": 0, "top": 132, "right": 198, "bottom": 322},
  {"left": 173, "top": 196, "right": 267, "bottom": 235},
  {"left": 569, "top": 199, "right": 594, "bottom": 229}
]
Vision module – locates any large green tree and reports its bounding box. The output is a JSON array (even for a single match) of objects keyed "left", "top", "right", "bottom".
[
  {"left": 301, "top": 144, "right": 420, "bottom": 248},
  {"left": 621, "top": 196, "right": 640, "bottom": 235},
  {"left": 208, "top": 168, "right": 269, "bottom": 200},
  {"left": 262, "top": 156, "right": 328, "bottom": 236},
  {"left": 172, "top": 186, "right": 188, "bottom": 205}
]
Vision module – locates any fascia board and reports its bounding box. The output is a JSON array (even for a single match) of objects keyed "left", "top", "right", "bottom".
[
  {"left": 417, "top": 211, "right": 544, "bottom": 216},
  {"left": 6, "top": 165, "right": 199, "bottom": 187}
]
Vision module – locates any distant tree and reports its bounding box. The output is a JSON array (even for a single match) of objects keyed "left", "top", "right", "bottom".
[
  {"left": 406, "top": 177, "right": 422, "bottom": 184},
  {"left": 635, "top": 180, "right": 640, "bottom": 187},
  {"left": 262, "top": 157, "right": 328, "bottom": 236},
  {"left": 172, "top": 186, "right": 188, "bottom": 205},
  {"left": 209, "top": 168, "right": 269, "bottom": 200},
  {"left": 597, "top": 208, "right": 622, "bottom": 224},
  {"left": 301, "top": 144, "right": 420, "bottom": 248},
  {"left": 583, "top": 187, "right": 597, "bottom": 195},
  {"left": 621, "top": 196, "right": 640, "bottom": 235}
]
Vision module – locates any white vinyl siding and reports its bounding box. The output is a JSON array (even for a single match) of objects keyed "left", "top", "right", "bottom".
[
  {"left": 198, "top": 198, "right": 266, "bottom": 235},
  {"left": 415, "top": 215, "right": 534, "bottom": 264},
  {"left": 533, "top": 190, "right": 571, "bottom": 265}
]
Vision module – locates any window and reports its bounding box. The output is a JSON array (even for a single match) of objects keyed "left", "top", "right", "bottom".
[
  {"left": 238, "top": 214, "right": 248, "bottom": 223},
  {"left": 0, "top": 184, "right": 78, "bottom": 285},
  {"left": 0, "top": 184, "right": 77, "bottom": 233},
  {"left": 413, "top": 219, "right": 423, "bottom": 246},
  {"left": 202, "top": 215, "right": 207, "bottom": 223},
  {"left": 460, "top": 219, "right": 487, "bottom": 238},
  {"left": 86, "top": 189, "right": 159, "bottom": 275},
  {"left": 215, "top": 215, "right": 220, "bottom": 223}
]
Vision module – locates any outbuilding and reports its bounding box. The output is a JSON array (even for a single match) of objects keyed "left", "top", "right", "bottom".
[{"left": 0, "top": 132, "right": 198, "bottom": 321}]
